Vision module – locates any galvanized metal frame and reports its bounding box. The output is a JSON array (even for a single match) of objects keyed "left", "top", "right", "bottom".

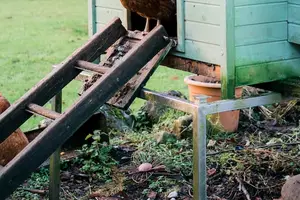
[
  {"left": 49, "top": 65, "right": 288, "bottom": 200},
  {"left": 139, "top": 89, "right": 286, "bottom": 200}
]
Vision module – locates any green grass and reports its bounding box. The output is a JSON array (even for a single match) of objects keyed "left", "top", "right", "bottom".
[{"left": 0, "top": 0, "right": 190, "bottom": 131}]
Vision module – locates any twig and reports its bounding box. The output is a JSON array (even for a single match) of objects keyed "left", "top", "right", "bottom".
[
  {"left": 235, "top": 177, "right": 251, "bottom": 200},
  {"left": 244, "top": 180, "right": 284, "bottom": 190},
  {"left": 207, "top": 141, "right": 300, "bottom": 156},
  {"left": 19, "top": 188, "right": 47, "bottom": 195}
]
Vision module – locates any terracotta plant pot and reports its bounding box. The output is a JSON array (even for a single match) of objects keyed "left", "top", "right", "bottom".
[{"left": 184, "top": 75, "right": 243, "bottom": 132}]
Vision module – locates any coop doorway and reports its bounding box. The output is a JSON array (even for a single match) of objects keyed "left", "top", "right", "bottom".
[{"left": 125, "top": 0, "right": 185, "bottom": 52}]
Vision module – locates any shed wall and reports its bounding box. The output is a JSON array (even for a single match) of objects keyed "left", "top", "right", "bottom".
[
  {"left": 234, "top": 0, "right": 300, "bottom": 86},
  {"left": 91, "top": 0, "right": 225, "bottom": 65},
  {"left": 288, "top": 0, "right": 300, "bottom": 44}
]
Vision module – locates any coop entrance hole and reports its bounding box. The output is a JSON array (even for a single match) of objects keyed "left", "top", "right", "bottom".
[{"left": 128, "top": 12, "right": 178, "bottom": 38}]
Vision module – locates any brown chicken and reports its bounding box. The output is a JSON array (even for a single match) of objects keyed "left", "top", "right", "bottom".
[
  {"left": 0, "top": 93, "right": 29, "bottom": 166},
  {"left": 120, "top": 0, "right": 176, "bottom": 32}
]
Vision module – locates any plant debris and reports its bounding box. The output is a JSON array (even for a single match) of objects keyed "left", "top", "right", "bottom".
[{"left": 9, "top": 91, "right": 300, "bottom": 200}]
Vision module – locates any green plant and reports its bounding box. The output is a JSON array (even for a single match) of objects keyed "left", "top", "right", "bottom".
[
  {"left": 132, "top": 138, "right": 193, "bottom": 177},
  {"left": 76, "top": 130, "right": 118, "bottom": 181},
  {"left": 133, "top": 110, "right": 152, "bottom": 130},
  {"left": 142, "top": 176, "right": 178, "bottom": 194},
  {"left": 11, "top": 168, "right": 49, "bottom": 200}
]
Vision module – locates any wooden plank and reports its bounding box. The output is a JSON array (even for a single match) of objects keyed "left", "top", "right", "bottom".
[
  {"left": 176, "top": 0, "right": 185, "bottom": 52},
  {"left": 95, "top": 0, "right": 123, "bottom": 9},
  {"left": 221, "top": 0, "right": 235, "bottom": 99},
  {"left": 96, "top": 22, "right": 106, "bottom": 31},
  {"left": 185, "top": 0, "right": 221, "bottom": 5},
  {"left": 288, "top": 4, "right": 300, "bottom": 24},
  {"left": 289, "top": 0, "right": 300, "bottom": 5},
  {"left": 0, "top": 25, "right": 170, "bottom": 199},
  {"left": 95, "top": 7, "right": 124, "bottom": 24},
  {"left": 0, "top": 18, "right": 127, "bottom": 143},
  {"left": 161, "top": 55, "right": 221, "bottom": 76},
  {"left": 107, "top": 40, "right": 174, "bottom": 109},
  {"left": 288, "top": 24, "right": 300, "bottom": 45},
  {"left": 235, "top": 41, "right": 300, "bottom": 66},
  {"left": 235, "top": 58, "right": 300, "bottom": 86},
  {"left": 88, "top": 0, "right": 97, "bottom": 37},
  {"left": 235, "top": 2, "right": 287, "bottom": 26},
  {"left": 185, "top": 21, "right": 221, "bottom": 45},
  {"left": 235, "top": 0, "right": 287, "bottom": 6},
  {"left": 185, "top": 2, "right": 221, "bottom": 25},
  {"left": 235, "top": 22, "right": 287, "bottom": 46},
  {"left": 172, "top": 40, "right": 222, "bottom": 65}
]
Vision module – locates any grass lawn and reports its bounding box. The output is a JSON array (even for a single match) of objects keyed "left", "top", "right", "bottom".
[{"left": 0, "top": 0, "right": 190, "bottom": 132}]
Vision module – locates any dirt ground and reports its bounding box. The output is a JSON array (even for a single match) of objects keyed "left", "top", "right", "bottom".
[{"left": 9, "top": 95, "right": 300, "bottom": 200}]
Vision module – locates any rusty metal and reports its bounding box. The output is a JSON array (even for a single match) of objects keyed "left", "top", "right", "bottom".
[
  {"left": 75, "top": 60, "right": 109, "bottom": 74},
  {"left": 26, "top": 103, "right": 61, "bottom": 120}
]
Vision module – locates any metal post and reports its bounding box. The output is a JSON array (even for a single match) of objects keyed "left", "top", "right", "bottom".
[
  {"left": 49, "top": 91, "right": 62, "bottom": 200},
  {"left": 193, "top": 95, "right": 208, "bottom": 200}
]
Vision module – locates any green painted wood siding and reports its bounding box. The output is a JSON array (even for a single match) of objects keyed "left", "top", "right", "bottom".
[
  {"left": 95, "top": 0, "right": 127, "bottom": 30},
  {"left": 288, "top": 0, "right": 300, "bottom": 44},
  {"left": 234, "top": 0, "right": 300, "bottom": 86},
  {"left": 170, "top": 0, "right": 224, "bottom": 65},
  {"left": 89, "top": 0, "right": 300, "bottom": 89},
  {"left": 92, "top": 0, "right": 225, "bottom": 65}
]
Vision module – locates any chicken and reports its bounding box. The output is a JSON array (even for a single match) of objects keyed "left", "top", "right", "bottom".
[
  {"left": 0, "top": 93, "right": 29, "bottom": 166},
  {"left": 120, "top": 0, "right": 176, "bottom": 32}
]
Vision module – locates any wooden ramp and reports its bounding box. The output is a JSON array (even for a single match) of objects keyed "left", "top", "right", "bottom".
[{"left": 0, "top": 17, "right": 174, "bottom": 199}]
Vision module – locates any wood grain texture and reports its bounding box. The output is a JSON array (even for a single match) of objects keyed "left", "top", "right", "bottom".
[
  {"left": 288, "top": 3, "right": 300, "bottom": 24},
  {"left": 221, "top": 0, "right": 235, "bottom": 99},
  {"left": 288, "top": 0, "right": 300, "bottom": 45},
  {"left": 235, "top": 2, "right": 287, "bottom": 26},
  {"left": 235, "top": 0, "right": 286, "bottom": 6},
  {"left": 185, "top": 2, "right": 221, "bottom": 25},
  {"left": 0, "top": 18, "right": 126, "bottom": 143},
  {"left": 235, "top": 41, "right": 300, "bottom": 66},
  {"left": 289, "top": 24, "right": 300, "bottom": 45},
  {"left": 235, "top": 22, "right": 287, "bottom": 46},
  {"left": 0, "top": 25, "right": 169, "bottom": 200},
  {"left": 236, "top": 58, "right": 300, "bottom": 86},
  {"left": 173, "top": 40, "right": 222, "bottom": 65}
]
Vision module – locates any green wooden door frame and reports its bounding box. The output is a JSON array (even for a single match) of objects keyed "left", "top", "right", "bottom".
[{"left": 221, "top": 0, "right": 236, "bottom": 99}]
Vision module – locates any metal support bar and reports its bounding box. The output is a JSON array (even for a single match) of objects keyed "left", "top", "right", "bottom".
[
  {"left": 52, "top": 60, "right": 290, "bottom": 200},
  {"left": 139, "top": 88, "right": 196, "bottom": 113},
  {"left": 49, "top": 91, "right": 62, "bottom": 200},
  {"left": 139, "top": 88, "right": 288, "bottom": 200},
  {"left": 199, "top": 92, "right": 284, "bottom": 115}
]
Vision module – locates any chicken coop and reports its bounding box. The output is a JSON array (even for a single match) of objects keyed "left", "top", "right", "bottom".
[{"left": 88, "top": 0, "right": 300, "bottom": 98}]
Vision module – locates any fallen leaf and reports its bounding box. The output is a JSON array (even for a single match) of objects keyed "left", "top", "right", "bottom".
[
  {"left": 207, "top": 168, "right": 217, "bottom": 176},
  {"left": 147, "top": 191, "right": 157, "bottom": 199},
  {"left": 207, "top": 140, "right": 216, "bottom": 147}
]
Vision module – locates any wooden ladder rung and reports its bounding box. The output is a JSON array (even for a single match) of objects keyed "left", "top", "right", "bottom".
[
  {"left": 26, "top": 103, "right": 61, "bottom": 120},
  {"left": 75, "top": 60, "right": 109, "bottom": 74}
]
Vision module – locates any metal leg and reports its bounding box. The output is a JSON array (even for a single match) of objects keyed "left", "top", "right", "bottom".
[
  {"left": 193, "top": 108, "right": 207, "bottom": 200},
  {"left": 49, "top": 91, "right": 62, "bottom": 200}
]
